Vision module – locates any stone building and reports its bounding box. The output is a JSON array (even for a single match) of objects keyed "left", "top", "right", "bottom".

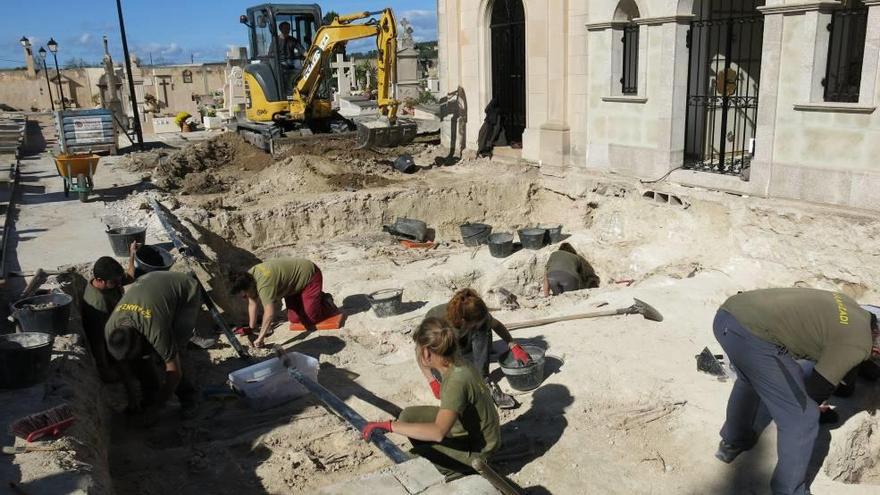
[{"left": 437, "top": 0, "right": 880, "bottom": 211}]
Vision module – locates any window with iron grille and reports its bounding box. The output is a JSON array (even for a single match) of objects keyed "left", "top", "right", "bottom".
[
  {"left": 621, "top": 23, "right": 639, "bottom": 95},
  {"left": 824, "top": 1, "right": 868, "bottom": 103}
]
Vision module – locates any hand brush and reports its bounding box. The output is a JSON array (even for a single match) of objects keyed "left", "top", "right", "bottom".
[{"left": 10, "top": 404, "right": 75, "bottom": 443}]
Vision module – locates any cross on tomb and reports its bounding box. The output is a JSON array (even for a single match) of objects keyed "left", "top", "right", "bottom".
[{"left": 330, "top": 53, "right": 356, "bottom": 97}]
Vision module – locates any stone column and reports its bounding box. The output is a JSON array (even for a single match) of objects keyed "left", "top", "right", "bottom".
[{"left": 537, "top": 0, "right": 571, "bottom": 172}]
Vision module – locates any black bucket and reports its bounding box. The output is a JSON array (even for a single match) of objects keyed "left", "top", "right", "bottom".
[
  {"left": 368, "top": 289, "right": 404, "bottom": 318},
  {"left": 106, "top": 226, "right": 147, "bottom": 257},
  {"left": 135, "top": 245, "right": 175, "bottom": 274},
  {"left": 0, "top": 332, "right": 55, "bottom": 389},
  {"left": 392, "top": 218, "right": 428, "bottom": 242},
  {"left": 518, "top": 228, "right": 547, "bottom": 250},
  {"left": 499, "top": 345, "right": 546, "bottom": 392},
  {"left": 539, "top": 224, "right": 563, "bottom": 244},
  {"left": 460, "top": 223, "right": 492, "bottom": 247},
  {"left": 488, "top": 233, "right": 514, "bottom": 258},
  {"left": 12, "top": 293, "right": 73, "bottom": 335}
]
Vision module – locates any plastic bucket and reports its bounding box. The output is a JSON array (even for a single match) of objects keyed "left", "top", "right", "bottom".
[
  {"left": 367, "top": 289, "right": 404, "bottom": 318},
  {"left": 499, "top": 345, "right": 546, "bottom": 392},
  {"left": 228, "top": 353, "right": 319, "bottom": 411},
  {"left": 135, "top": 245, "right": 175, "bottom": 274},
  {"left": 0, "top": 332, "right": 55, "bottom": 389},
  {"left": 12, "top": 293, "right": 73, "bottom": 335},
  {"left": 518, "top": 228, "right": 547, "bottom": 250},
  {"left": 539, "top": 224, "right": 563, "bottom": 244},
  {"left": 488, "top": 233, "right": 514, "bottom": 258},
  {"left": 106, "top": 226, "right": 147, "bottom": 257},
  {"left": 460, "top": 223, "right": 492, "bottom": 247},
  {"left": 392, "top": 218, "right": 428, "bottom": 242}
]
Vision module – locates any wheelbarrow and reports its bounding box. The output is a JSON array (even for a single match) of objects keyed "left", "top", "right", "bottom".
[{"left": 53, "top": 153, "right": 100, "bottom": 202}]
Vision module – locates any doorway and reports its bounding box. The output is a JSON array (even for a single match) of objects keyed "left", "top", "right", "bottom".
[
  {"left": 490, "top": 0, "right": 526, "bottom": 145},
  {"left": 684, "top": 0, "right": 764, "bottom": 176}
]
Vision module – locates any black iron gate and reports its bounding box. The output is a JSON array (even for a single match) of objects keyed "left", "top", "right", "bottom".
[
  {"left": 491, "top": 0, "right": 526, "bottom": 144},
  {"left": 684, "top": 0, "right": 765, "bottom": 176}
]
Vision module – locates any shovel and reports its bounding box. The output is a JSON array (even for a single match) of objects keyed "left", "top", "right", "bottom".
[{"left": 505, "top": 298, "right": 663, "bottom": 331}]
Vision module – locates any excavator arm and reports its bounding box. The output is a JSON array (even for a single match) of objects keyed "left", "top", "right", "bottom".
[{"left": 290, "top": 9, "right": 400, "bottom": 123}]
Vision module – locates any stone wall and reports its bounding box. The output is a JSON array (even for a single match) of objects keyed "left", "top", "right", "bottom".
[{"left": 438, "top": 0, "right": 880, "bottom": 211}]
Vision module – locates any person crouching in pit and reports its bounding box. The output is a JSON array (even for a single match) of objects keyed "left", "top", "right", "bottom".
[
  {"left": 229, "top": 257, "right": 339, "bottom": 348},
  {"left": 361, "top": 317, "right": 500, "bottom": 476}
]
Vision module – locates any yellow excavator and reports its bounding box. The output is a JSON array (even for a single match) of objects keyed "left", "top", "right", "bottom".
[{"left": 235, "top": 4, "right": 417, "bottom": 152}]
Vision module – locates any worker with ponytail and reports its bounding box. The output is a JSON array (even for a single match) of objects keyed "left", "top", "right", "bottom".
[{"left": 361, "top": 317, "right": 500, "bottom": 475}]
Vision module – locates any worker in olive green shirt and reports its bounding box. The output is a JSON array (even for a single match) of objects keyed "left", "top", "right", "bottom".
[
  {"left": 229, "top": 257, "right": 338, "bottom": 347},
  {"left": 542, "top": 242, "right": 599, "bottom": 296},
  {"left": 105, "top": 271, "right": 202, "bottom": 419},
  {"left": 362, "top": 317, "right": 500, "bottom": 475},
  {"left": 82, "top": 243, "right": 138, "bottom": 381},
  {"left": 713, "top": 288, "right": 880, "bottom": 495}
]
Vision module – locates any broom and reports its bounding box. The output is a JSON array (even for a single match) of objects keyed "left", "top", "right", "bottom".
[{"left": 10, "top": 404, "right": 75, "bottom": 443}]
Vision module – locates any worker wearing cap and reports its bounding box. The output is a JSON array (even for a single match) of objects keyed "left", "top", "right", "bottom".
[
  {"left": 105, "top": 271, "right": 202, "bottom": 420},
  {"left": 81, "top": 243, "right": 137, "bottom": 381},
  {"left": 713, "top": 288, "right": 880, "bottom": 495},
  {"left": 229, "top": 257, "right": 339, "bottom": 348},
  {"left": 542, "top": 242, "right": 599, "bottom": 296}
]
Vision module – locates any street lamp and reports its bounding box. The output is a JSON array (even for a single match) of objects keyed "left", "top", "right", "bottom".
[
  {"left": 19, "top": 36, "right": 29, "bottom": 48},
  {"left": 38, "top": 47, "right": 55, "bottom": 111},
  {"left": 46, "top": 37, "right": 66, "bottom": 110}
]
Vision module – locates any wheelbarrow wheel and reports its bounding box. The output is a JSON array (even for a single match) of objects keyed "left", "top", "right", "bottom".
[
  {"left": 76, "top": 173, "right": 89, "bottom": 202},
  {"left": 63, "top": 180, "right": 69, "bottom": 197}
]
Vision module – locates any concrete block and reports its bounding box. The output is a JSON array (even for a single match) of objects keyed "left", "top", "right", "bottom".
[
  {"left": 391, "top": 458, "right": 445, "bottom": 494},
  {"left": 317, "top": 472, "right": 410, "bottom": 495},
  {"left": 421, "top": 475, "right": 500, "bottom": 495}
]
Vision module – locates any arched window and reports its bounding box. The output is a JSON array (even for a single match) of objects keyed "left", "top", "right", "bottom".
[
  {"left": 824, "top": 0, "right": 867, "bottom": 102},
  {"left": 613, "top": 0, "right": 641, "bottom": 96}
]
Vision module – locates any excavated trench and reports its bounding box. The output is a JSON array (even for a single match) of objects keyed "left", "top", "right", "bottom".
[{"left": 90, "top": 133, "right": 880, "bottom": 494}]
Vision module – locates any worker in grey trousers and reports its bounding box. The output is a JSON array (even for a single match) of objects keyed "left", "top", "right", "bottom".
[{"left": 713, "top": 288, "right": 880, "bottom": 495}]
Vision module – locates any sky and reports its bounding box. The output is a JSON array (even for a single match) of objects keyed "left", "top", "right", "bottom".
[{"left": 0, "top": 0, "right": 436, "bottom": 68}]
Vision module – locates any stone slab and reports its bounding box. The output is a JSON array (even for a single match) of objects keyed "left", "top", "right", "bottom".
[
  {"left": 317, "top": 472, "right": 411, "bottom": 495},
  {"left": 392, "top": 458, "right": 445, "bottom": 494},
  {"left": 422, "top": 475, "right": 500, "bottom": 494}
]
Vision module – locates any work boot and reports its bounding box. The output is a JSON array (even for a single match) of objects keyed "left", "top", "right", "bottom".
[
  {"left": 714, "top": 440, "right": 752, "bottom": 464},
  {"left": 485, "top": 379, "right": 516, "bottom": 410}
]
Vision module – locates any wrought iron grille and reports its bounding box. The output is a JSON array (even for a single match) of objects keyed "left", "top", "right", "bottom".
[
  {"left": 491, "top": 0, "right": 526, "bottom": 143},
  {"left": 684, "top": 0, "right": 765, "bottom": 177},
  {"left": 621, "top": 24, "right": 639, "bottom": 95},
  {"left": 824, "top": 1, "right": 868, "bottom": 103}
]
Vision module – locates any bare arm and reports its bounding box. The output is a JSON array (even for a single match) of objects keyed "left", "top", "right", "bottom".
[
  {"left": 391, "top": 408, "right": 458, "bottom": 443},
  {"left": 254, "top": 301, "right": 276, "bottom": 347},
  {"left": 125, "top": 241, "right": 139, "bottom": 283},
  {"left": 247, "top": 297, "right": 259, "bottom": 329},
  {"left": 490, "top": 318, "right": 515, "bottom": 346}
]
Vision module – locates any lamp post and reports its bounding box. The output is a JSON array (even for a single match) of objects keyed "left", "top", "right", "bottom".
[
  {"left": 37, "top": 47, "right": 55, "bottom": 111},
  {"left": 47, "top": 37, "right": 66, "bottom": 111}
]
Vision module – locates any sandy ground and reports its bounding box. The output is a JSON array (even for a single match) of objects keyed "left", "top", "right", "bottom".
[
  {"left": 7, "top": 124, "right": 880, "bottom": 494},
  {"left": 83, "top": 131, "right": 880, "bottom": 495}
]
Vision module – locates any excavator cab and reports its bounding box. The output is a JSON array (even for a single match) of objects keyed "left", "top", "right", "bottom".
[{"left": 240, "top": 4, "right": 324, "bottom": 122}]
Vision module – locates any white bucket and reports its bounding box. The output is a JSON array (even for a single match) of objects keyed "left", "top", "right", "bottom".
[{"left": 228, "top": 353, "right": 319, "bottom": 410}]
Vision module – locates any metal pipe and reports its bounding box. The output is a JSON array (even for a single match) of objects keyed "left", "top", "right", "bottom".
[{"left": 116, "top": 0, "right": 145, "bottom": 150}]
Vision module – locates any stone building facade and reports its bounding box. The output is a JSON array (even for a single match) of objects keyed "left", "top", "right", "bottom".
[{"left": 437, "top": 0, "right": 880, "bottom": 211}]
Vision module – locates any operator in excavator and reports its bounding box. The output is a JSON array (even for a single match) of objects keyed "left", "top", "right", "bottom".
[{"left": 271, "top": 21, "right": 305, "bottom": 71}]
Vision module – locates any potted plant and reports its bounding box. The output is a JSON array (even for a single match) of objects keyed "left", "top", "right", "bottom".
[{"left": 174, "top": 111, "right": 192, "bottom": 132}]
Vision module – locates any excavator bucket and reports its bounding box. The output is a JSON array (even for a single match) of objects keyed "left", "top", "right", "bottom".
[{"left": 356, "top": 119, "right": 418, "bottom": 149}]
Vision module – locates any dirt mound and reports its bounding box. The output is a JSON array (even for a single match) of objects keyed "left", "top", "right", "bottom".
[{"left": 825, "top": 413, "right": 880, "bottom": 483}]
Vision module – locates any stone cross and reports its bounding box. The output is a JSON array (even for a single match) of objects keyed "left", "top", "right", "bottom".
[
  {"left": 330, "top": 53, "right": 356, "bottom": 97},
  {"left": 399, "top": 18, "right": 415, "bottom": 50}
]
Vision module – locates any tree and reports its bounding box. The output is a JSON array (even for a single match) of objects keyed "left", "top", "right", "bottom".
[
  {"left": 323, "top": 10, "right": 339, "bottom": 25},
  {"left": 63, "top": 57, "right": 94, "bottom": 69}
]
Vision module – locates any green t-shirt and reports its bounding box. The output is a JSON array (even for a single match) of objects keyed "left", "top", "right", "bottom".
[
  {"left": 440, "top": 363, "right": 500, "bottom": 455},
  {"left": 545, "top": 250, "right": 597, "bottom": 289},
  {"left": 248, "top": 258, "right": 316, "bottom": 306},
  {"left": 105, "top": 271, "right": 201, "bottom": 362},
  {"left": 721, "top": 288, "right": 873, "bottom": 385},
  {"left": 82, "top": 282, "right": 123, "bottom": 334}
]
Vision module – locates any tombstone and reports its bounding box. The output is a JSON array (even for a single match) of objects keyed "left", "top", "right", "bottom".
[
  {"left": 330, "top": 53, "right": 357, "bottom": 100},
  {"left": 225, "top": 47, "right": 248, "bottom": 114},
  {"left": 397, "top": 45, "right": 421, "bottom": 102}
]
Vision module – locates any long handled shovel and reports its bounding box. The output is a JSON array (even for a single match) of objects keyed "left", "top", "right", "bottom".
[{"left": 505, "top": 298, "right": 663, "bottom": 331}]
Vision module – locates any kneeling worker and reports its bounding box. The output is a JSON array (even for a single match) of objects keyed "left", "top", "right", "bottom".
[
  {"left": 361, "top": 317, "right": 500, "bottom": 475},
  {"left": 229, "top": 257, "right": 339, "bottom": 347},
  {"left": 426, "top": 289, "right": 531, "bottom": 409},
  {"left": 713, "top": 288, "right": 880, "bottom": 495},
  {"left": 543, "top": 242, "right": 599, "bottom": 296},
  {"left": 105, "top": 271, "right": 203, "bottom": 418}
]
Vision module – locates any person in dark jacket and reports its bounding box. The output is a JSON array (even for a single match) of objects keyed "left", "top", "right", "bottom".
[{"left": 542, "top": 243, "right": 599, "bottom": 296}]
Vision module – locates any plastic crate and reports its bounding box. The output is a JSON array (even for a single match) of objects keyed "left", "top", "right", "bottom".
[{"left": 228, "top": 353, "right": 318, "bottom": 411}]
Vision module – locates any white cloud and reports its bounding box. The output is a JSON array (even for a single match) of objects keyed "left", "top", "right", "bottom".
[{"left": 78, "top": 33, "right": 92, "bottom": 45}]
